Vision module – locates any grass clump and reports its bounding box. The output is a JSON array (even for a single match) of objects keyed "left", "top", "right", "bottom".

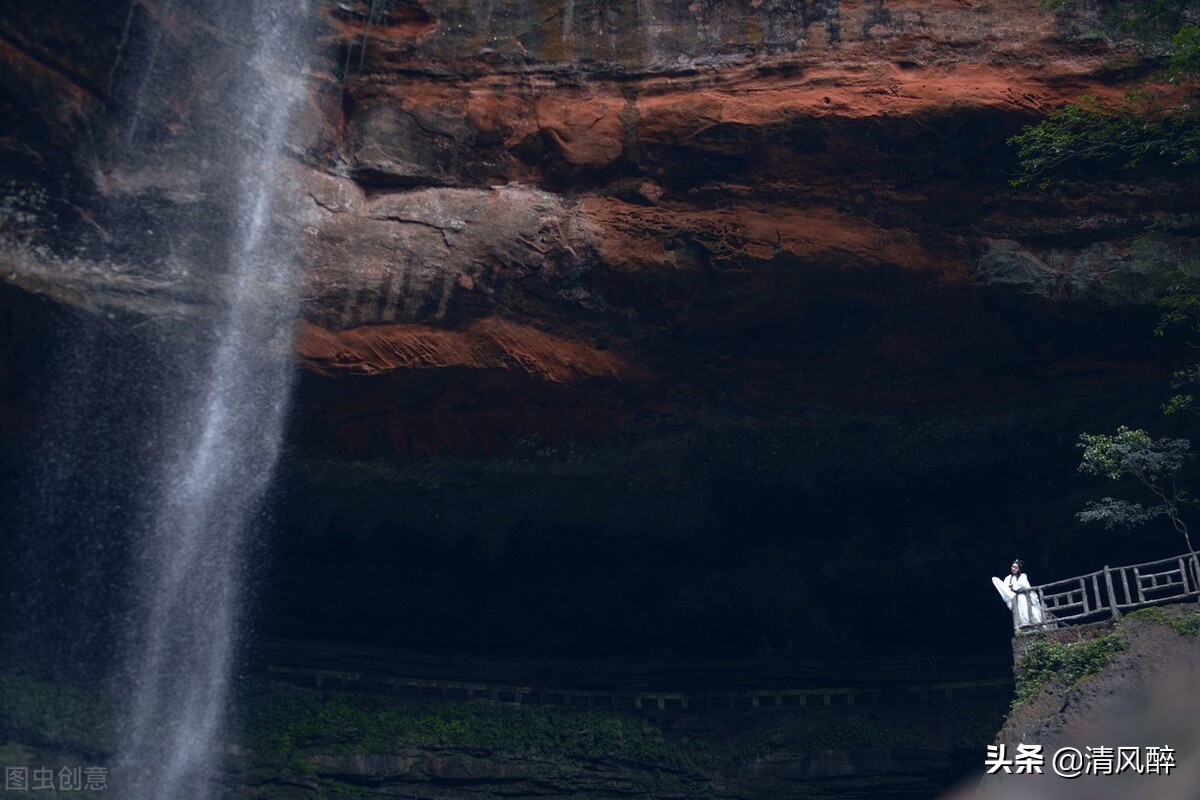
[
  {"left": 231, "top": 684, "right": 728, "bottom": 798},
  {"left": 234, "top": 683, "right": 712, "bottom": 771},
  {"left": 0, "top": 671, "right": 112, "bottom": 755},
  {"left": 1013, "top": 634, "right": 1125, "bottom": 708},
  {"left": 1125, "top": 605, "right": 1200, "bottom": 635}
]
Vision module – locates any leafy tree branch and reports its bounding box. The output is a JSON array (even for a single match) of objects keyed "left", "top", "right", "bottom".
[
  {"left": 1013, "top": 1, "right": 1200, "bottom": 186},
  {"left": 1077, "top": 427, "right": 1197, "bottom": 554}
]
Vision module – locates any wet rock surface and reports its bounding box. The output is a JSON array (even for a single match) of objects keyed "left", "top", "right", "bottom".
[
  {"left": 2, "top": 0, "right": 1199, "bottom": 661},
  {"left": 7, "top": 3, "right": 1200, "bottom": 796}
]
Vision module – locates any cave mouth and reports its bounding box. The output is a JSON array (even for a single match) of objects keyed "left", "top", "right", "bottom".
[
  {"left": 5, "top": 3, "right": 1200, "bottom": 797},
  {"left": 2, "top": 266, "right": 1189, "bottom": 674}
]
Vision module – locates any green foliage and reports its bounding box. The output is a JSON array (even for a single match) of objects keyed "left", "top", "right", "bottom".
[
  {"left": 1018, "top": 3, "right": 1200, "bottom": 538},
  {"left": 0, "top": 671, "right": 112, "bottom": 755},
  {"left": 1118, "top": 1, "right": 1200, "bottom": 41},
  {"left": 1156, "top": 262, "right": 1200, "bottom": 341},
  {"left": 1041, "top": 0, "right": 1199, "bottom": 41},
  {"left": 1008, "top": 94, "right": 1200, "bottom": 187},
  {"left": 1078, "top": 426, "right": 1191, "bottom": 481},
  {"left": 235, "top": 684, "right": 712, "bottom": 772},
  {"left": 1075, "top": 427, "right": 1197, "bottom": 553},
  {"left": 228, "top": 684, "right": 751, "bottom": 798},
  {"left": 1163, "top": 364, "right": 1200, "bottom": 417},
  {"left": 1076, "top": 496, "right": 1169, "bottom": 527},
  {"left": 1168, "top": 24, "right": 1200, "bottom": 78},
  {"left": 1013, "top": 634, "right": 1126, "bottom": 707},
  {"left": 1126, "top": 604, "right": 1200, "bottom": 633},
  {"left": 1012, "top": 1, "right": 1200, "bottom": 186}
]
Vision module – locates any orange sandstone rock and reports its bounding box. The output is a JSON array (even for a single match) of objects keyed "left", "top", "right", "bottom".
[{"left": 295, "top": 317, "right": 634, "bottom": 385}]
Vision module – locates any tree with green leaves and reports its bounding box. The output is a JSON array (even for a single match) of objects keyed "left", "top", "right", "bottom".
[
  {"left": 1157, "top": 276, "right": 1200, "bottom": 419},
  {"left": 1010, "top": 0, "right": 1200, "bottom": 188},
  {"left": 1013, "top": 3, "right": 1200, "bottom": 557},
  {"left": 1077, "top": 426, "right": 1197, "bottom": 554}
]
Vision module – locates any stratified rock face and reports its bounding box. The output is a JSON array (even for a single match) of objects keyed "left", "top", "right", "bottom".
[
  {"left": 255, "top": 0, "right": 1191, "bottom": 462},
  {"left": 2, "top": 0, "right": 1192, "bottom": 456},
  {"left": 2, "top": 0, "right": 1198, "bottom": 656}
]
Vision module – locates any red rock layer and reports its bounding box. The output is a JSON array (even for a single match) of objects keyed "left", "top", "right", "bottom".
[
  {"left": 1, "top": 0, "right": 1191, "bottom": 459},
  {"left": 276, "top": 0, "right": 1192, "bottom": 457},
  {"left": 295, "top": 317, "right": 633, "bottom": 383},
  {"left": 293, "top": 317, "right": 641, "bottom": 458}
]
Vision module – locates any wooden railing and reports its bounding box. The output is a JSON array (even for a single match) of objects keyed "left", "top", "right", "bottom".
[
  {"left": 257, "top": 639, "right": 1015, "bottom": 714},
  {"left": 263, "top": 664, "right": 1013, "bottom": 713},
  {"left": 1014, "top": 551, "right": 1200, "bottom": 635}
]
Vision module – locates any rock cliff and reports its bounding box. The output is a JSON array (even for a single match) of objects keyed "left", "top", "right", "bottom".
[
  {"left": 948, "top": 604, "right": 1200, "bottom": 799},
  {"left": 2, "top": 0, "right": 1198, "bottom": 656}
]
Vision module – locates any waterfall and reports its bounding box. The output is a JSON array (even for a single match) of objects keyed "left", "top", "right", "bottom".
[{"left": 107, "top": 1, "right": 314, "bottom": 797}]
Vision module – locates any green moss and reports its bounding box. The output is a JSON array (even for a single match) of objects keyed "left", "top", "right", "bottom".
[
  {"left": 0, "top": 669, "right": 1009, "bottom": 799},
  {"left": 710, "top": 728, "right": 771, "bottom": 766},
  {"left": 953, "top": 714, "right": 1011, "bottom": 750},
  {"left": 0, "top": 743, "right": 37, "bottom": 766},
  {"left": 783, "top": 719, "right": 926, "bottom": 755},
  {"left": 0, "top": 671, "right": 112, "bottom": 755},
  {"left": 1125, "top": 605, "right": 1200, "bottom": 635},
  {"left": 1013, "top": 634, "right": 1125, "bottom": 708},
  {"left": 233, "top": 683, "right": 719, "bottom": 791}
]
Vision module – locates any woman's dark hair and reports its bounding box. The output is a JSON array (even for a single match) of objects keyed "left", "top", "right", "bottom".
[{"left": 1012, "top": 559, "right": 1025, "bottom": 572}]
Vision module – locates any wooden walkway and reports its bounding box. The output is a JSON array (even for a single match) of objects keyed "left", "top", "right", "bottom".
[
  {"left": 262, "top": 664, "right": 1011, "bottom": 712},
  {"left": 256, "top": 640, "right": 1012, "bottom": 714},
  {"left": 1016, "top": 551, "right": 1200, "bottom": 635}
]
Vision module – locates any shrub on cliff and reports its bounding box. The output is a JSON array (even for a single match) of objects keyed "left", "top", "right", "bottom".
[
  {"left": 1013, "top": 0, "right": 1200, "bottom": 187},
  {"left": 1126, "top": 604, "right": 1200, "bottom": 634},
  {"left": 1015, "top": 2, "right": 1200, "bottom": 557},
  {"left": 1075, "top": 426, "right": 1197, "bottom": 554},
  {"left": 1012, "top": 633, "right": 1125, "bottom": 708}
]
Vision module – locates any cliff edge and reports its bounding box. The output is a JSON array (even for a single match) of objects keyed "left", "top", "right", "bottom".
[{"left": 946, "top": 604, "right": 1200, "bottom": 799}]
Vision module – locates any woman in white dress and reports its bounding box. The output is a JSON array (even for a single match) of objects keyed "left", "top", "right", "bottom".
[{"left": 992, "top": 559, "right": 1045, "bottom": 628}]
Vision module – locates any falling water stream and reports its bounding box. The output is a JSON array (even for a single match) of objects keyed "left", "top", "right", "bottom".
[{"left": 108, "top": 1, "right": 313, "bottom": 796}]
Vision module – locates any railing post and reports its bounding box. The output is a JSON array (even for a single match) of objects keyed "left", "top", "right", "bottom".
[
  {"left": 1103, "top": 566, "right": 1119, "bottom": 619},
  {"left": 1027, "top": 551, "right": 1200, "bottom": 631}
]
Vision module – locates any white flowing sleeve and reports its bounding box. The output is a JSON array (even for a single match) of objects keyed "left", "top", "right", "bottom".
[{"left": 992, "top": 576, "right": 1015, "bottom": 609}]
